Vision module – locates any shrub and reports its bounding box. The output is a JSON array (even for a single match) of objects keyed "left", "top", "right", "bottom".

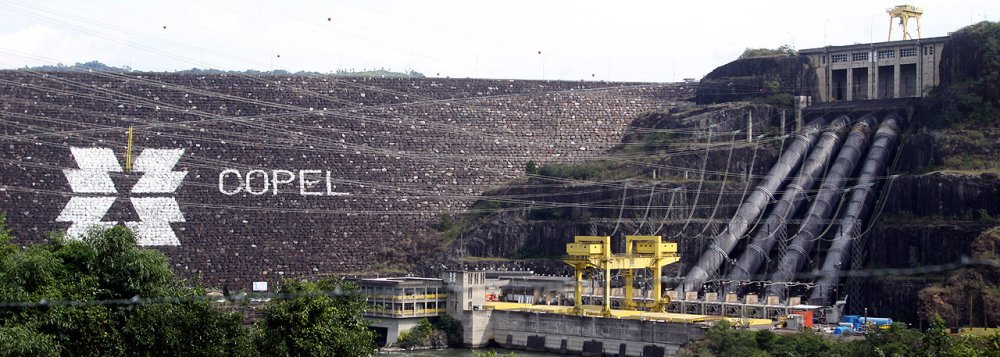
[
  {"left": 433, "top": 315, "right": 464, "bottom": 347},
  {"left": 738, "top": 44, "right": 797, "bottom": 59},
  {"left": 395, "top": 318, "right": 446, "bottom": 349},
  {"left": 525, "top": 160, "right": 539, "bottom": 175},
  {"left": 437, "top": 214, "right": 455, "bottom": 232},
  {"left": 0, "top": 223, "right": 255, "bottom": 356},
  {"left": 255, "top": 278, "right": 375, "bottom": 356},
  {"left": 0, "top": 326, "right": 59, "bottom": 357}
]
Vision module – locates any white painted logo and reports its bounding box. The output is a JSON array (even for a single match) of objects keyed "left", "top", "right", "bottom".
[
  {"left": 218, "top": 169, "right": 349, "bottom": 196},
  {"left": 57, "top": 147, "right": 187, "bottom": 246}
]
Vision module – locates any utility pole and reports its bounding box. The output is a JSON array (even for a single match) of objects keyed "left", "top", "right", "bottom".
[
  {"left": 780, "top": 110, "right": 786, "bottom": 137},
  {"left": 124, "top": 125, "right": 134, "bottom": 172}
]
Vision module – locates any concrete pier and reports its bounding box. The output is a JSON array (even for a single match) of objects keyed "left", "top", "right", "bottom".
[{"left": 460, "top": 310, "right": 707, "bottom": 356}]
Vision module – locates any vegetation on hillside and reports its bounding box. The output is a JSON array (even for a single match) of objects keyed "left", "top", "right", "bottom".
[
  {"left": 924, "top": 21, "right": 1000, "bottom": 173},
  {"left": 439, "top": 103, "right": 767, "bottom": 262},
  {"left": 680, "top": 317, "right": 999, "bottom": 356},
  {"left": 394, "top": 316, "right": 463, "bottom": 349},
  {"left": 534, "top": 160, "right": 635, "bottom": 181},
  {"left": 332, "top": 68, "right": 425, "bottom": 78},
  {"left": 919, "top": 225, "right": 1000, "bottom": 328},
  {"left": 738, "top": 44, "right": 797, "bottom": 59},
  {"left": 0, "top": 214, "right": 375, "bottom": 356},
  {"left": 934, "top": 21, "right": 1000, "bottom": 128},
  {"left": 23, "top": 60, "right": 425, "bottom": 78}
]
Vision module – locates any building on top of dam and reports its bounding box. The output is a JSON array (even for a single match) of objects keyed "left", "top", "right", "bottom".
[{"left": 800, "top": 36, "right": 948, "bottom": 102}]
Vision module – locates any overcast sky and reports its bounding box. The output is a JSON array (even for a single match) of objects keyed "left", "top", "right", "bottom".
[{"left": 1, "top": 0, "right": 997, "bottom": 82}]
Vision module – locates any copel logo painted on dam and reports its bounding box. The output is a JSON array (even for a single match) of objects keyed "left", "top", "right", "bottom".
[{"left": 57, "top": 147, "right": 187, "bottom": 246}]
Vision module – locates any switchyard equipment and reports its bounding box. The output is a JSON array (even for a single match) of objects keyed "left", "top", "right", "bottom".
[
  {"left": 887, "top": 5, "right": 923, "bottom": 41},
  {"left": 564, "top": 235, "right": 680, "bottom": 316}
]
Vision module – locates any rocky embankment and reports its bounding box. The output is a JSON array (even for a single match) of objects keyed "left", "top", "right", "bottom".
[{"left": 445, "top": 103, "right": 787, "bottom": 274}]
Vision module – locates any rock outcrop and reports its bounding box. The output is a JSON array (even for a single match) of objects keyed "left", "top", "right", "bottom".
[
  {"left": 918, "top": 225, "right": 1000, "bottom": 327},
  {"left": 694, "top": 56, "right": 815, "bottom": 104}
]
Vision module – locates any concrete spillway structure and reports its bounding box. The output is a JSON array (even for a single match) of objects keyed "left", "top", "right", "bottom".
[
  {"left": 724, "top": 116, "right": 850, "bottom": 287},
  {"left": 765, "top": 115, "right": 878, "bottom": 298},
  {"left": 677, "top": 117, "right": 828, "bottom": 294},
  {"left": 808, "top": 114, "right": 902, "bottom": 305}
]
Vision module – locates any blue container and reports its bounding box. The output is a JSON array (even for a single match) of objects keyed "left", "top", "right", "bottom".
[
  {"left": 859, "top": 317, "right": 893, "bottom": 326},
  {"left": 842, "top": 315, "right": 860, "bottom": 324}
]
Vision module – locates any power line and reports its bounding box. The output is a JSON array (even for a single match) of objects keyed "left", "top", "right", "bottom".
[
  {"left": 0, "top": 256, "right": 996, "bottom": 309},
  {"left": 0, "top": 289, "right": 355, "bottom": 309}
]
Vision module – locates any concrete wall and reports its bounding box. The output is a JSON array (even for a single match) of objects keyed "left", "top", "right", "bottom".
[
  {"left": 0, "top": 72, "right": 694, "bottom": 288},
  {"left": 366, "top": 317, "right": 424, "bottom": 346},
  {"left": 461, "top": 310, "right": 495, "bottom": 348},
  {"left": 801, "top": 37, "right": 946, "bottom": 102},
  {"left": 484, "top": 311, "right": 707, "bottom": 356}
]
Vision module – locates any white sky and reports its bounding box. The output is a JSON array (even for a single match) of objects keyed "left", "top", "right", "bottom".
[{"left": 0, "top": 0, "right": 997, "bottom": 82}]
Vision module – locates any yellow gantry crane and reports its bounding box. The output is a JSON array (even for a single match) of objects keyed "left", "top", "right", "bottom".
[
  {"left": 887, "top": 5, "right": 923, "bottom": 41},
  {"left": 564, "top": 235, "right": 680, "bottom": 316}
]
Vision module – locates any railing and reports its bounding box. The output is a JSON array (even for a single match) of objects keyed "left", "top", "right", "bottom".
[
  {"left": 364, "top": 293, "right": 447, "bottom": 301},
  {"left": 363, "top": 308, "right": 447, "bottom": 318}
]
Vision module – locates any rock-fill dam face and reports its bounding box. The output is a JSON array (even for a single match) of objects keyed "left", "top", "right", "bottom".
[{"left": 0, "top": 71, "right": 694, "bottom": 287}]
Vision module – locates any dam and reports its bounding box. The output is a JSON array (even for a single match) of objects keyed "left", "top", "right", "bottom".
[{"left": 2, "top": 27, "right": 999, "bottom": 355}]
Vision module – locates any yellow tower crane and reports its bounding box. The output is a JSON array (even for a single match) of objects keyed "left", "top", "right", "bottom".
[
  {"left": 887, "top": 4, "right": 923, "bottom": 41},
  {"left": 563, "top": 235, "right": 680, "bottom": 316}
]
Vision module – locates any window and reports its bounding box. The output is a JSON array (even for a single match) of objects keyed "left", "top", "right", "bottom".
[
  {"left": 923, "top": 46, "right": 934, "bottom": 55},
  {"left": 852, "top": 52, "right": 869, "bottom": 61},
  {"left": 831, "top": 54, "right": 849, "bottom": 63},
  {"left": 900, "top": 48, "right": 917, "bottom": 57},
  {"left": 877, "top": 49, "right": 896, "bottom": 59},
  {"left": 821, "top": 55, "right": 827, "bottom": 64}
]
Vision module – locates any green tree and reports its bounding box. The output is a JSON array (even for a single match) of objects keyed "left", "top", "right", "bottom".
[
  {"left": 122, "top": 295, "right": 254, "bottom": 356},
  {"left": 921, "top": 314, "right": 953, "bottom": 356},
  {"left": 682, "top": 314, "right": 1000, "bottom": 356},
  {"left": 0, "top": 221, "right": 252, "bottom": 356},
  {"left": 864, "top": 322, "right": 923, "bottom": 356},
  {"left": 256, "top": 278, "right": 376, "bottom": 356},
  {"left": 754, "top": 328, "right": 776, "bottom": 351},
  {"left": 770, "top": 330, "right": 831, "bottom": 356},
  {"left": 700, "top": 320, "right": 765, "bottom": 356},
  {"left": 434, "top": 314, "right": 464, "bottom": 347},
  {"left": 525, "top": 160, "right": 539, "bottom": 175},
  {"left": 437, "top": 213, "right": 455, "bottom": 232},
  {"left": 396, "top": 318, "right": 434, "bottom": 349},
  {"left": 396, "top": 317, "right": 448, "bottom": 349},
  {"left": 0, "top": 325, "right": 59, "bottom": 357}
]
